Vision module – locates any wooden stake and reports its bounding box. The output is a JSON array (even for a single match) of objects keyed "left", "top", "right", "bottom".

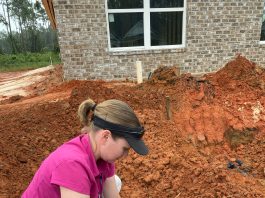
[
  {"left": 166, "top": 96, "right": 171, "bottom": 120},
  {"left": 135, "top": 61, "right": 143, "bottom": 84}
]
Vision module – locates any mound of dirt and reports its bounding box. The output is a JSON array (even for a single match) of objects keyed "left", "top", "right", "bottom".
[
  {"left": 148, "top": 65, "right": 181, "bottom": 84},
  {"left": 171, "top": 55, "right": 265, "bottom": 146},
  {"left": 1, "top": 56, "right": 265, "bottom": 197},
  {"left": 213, "top": 55, "right": 265, "bottom": 91},
  {"left": 0, "top": 65, "right": 63, "bottom": 105}
]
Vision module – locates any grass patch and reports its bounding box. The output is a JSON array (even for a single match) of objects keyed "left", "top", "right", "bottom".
[{"left": 0, "top": 52, "right": 61, "bottom": 72}]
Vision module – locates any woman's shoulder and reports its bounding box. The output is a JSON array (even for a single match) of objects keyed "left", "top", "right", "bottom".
[
  {"left": 47, "top": 135, "right": 89, "bottom": 165},
  {"left": 48, "top": 151, "right": 94, "bottom": 178}
]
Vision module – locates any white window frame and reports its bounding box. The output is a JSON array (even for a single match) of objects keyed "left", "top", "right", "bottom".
[{"left": 105, "top": 0, "right": 186, "bottom": 52}]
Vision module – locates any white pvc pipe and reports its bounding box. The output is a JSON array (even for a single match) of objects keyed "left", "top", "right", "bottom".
[{"left": 135, "top": 61, "right": 143, "bottom": 84}]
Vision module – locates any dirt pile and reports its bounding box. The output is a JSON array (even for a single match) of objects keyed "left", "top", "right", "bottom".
[
  {"left": 212, "top": 56, "right": 265, "bottom": 91},
  {"left": 0, "top": 64, "right": 63, "bottom": 105},
  {"left": 166, "top": 55, "right": 265, "bottom": 146},
  {"left": 148, "top": 65, "right": 181, "bottom": 84},
  {"left": 0, "top": 56, "right": 265, "bottom": 197}
]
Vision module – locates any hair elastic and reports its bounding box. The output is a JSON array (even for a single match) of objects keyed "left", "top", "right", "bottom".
[{"left": 91, "top": 103, "right": 97, "bottom": 111}]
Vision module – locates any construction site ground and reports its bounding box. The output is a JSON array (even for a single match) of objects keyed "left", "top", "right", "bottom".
[{"left": 0, "top": 56, "right": 265, "bottom": 197}]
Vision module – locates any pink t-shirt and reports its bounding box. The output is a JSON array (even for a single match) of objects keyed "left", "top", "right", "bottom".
[{"left": 22, "top": 134, "right": 115, "bottom": 198}]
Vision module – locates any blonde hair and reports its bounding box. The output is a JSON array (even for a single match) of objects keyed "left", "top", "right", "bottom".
[{"left": 78, "top": 98, "right": 141, "bottom": 132}]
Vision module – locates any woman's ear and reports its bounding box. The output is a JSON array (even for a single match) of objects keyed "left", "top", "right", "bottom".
[{"left": 101, "top": 130, "right": 111, "bottom": 144}]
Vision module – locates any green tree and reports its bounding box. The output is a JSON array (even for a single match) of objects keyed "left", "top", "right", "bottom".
[
  {"left": 0, "top": 0, "right": 17, "bottom": 53},
  {"left": 0, "top": 0, "right": 59, "bottom": 54}
]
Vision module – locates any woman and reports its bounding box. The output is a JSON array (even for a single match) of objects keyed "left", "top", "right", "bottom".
[{"left": 22, "top": 98, "right": 148, "bottom": 198}]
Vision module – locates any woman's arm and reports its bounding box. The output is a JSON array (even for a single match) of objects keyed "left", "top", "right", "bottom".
[
  {"left": 103, "top": 175, "right": 121, "bottom": 198},
  {"left": 60, "top": 186, "right": 90, "bottom": 198}
]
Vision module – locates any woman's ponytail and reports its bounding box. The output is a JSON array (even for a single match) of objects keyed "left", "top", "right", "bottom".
[{"left": 78, "top": 98, "right": 96, "bottom": 126}]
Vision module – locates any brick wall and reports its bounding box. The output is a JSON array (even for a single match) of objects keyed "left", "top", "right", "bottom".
[{"left": 53, "top": 0, "right": 265, "bottom": 80}]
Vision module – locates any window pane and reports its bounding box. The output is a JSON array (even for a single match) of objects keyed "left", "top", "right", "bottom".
[
  {"left": 108, "top": 0, "right": 143, "bottom": 9},
  {"left": 151, "top": 12, "right": 183, "bottom": 46},
  {"left": 150, "top": 0, "right": 184, "bottom": 8},
  {"left": 109, "top": 13, "right": 144, "bottom": 47},
  {"left": 261, "top": 9, "right": 265, "bottom": 41}
]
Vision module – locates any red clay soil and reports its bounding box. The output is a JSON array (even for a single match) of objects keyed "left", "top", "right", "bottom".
[{"left": 1, "top": 56, "right": 265, "bottom": 197}]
